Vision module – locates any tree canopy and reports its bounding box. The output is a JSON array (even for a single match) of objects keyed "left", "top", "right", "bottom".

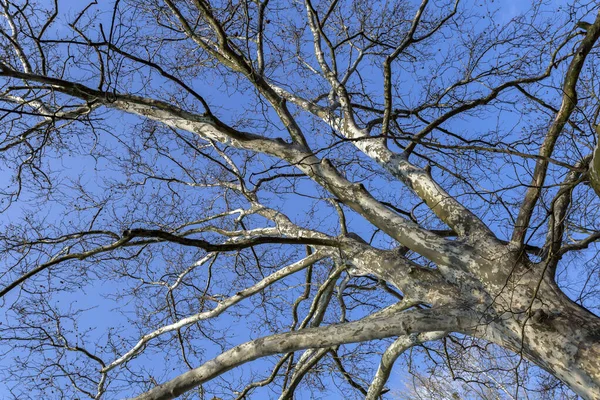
[{"left": 1, "top": 0, "right": 600, "bottom": 399}]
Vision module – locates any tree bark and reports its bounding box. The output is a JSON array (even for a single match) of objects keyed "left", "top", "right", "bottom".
[
  {"left": 589, "top": 125, "right": 600, "bottom": 198},
  {"left": 477, "top": 275, "right": 600, "bottom": 400}
]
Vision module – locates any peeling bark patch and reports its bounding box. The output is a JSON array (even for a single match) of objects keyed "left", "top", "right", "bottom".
[{"left": 577, "top": 343, "right": 600, "bottom": 381}]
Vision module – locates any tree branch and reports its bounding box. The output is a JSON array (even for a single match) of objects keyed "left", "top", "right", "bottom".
[
  {"left": 132, "top": 305, "right": 473, "bottom": 400},
  {"left": 365, "top": 331, "right": 446, "bottom": 400},
  {"left": 103, "top": 251, "right": 326, "bottom": 372},
  {"left": 512, "top": 10, "right": 600, "bottom": 246}
]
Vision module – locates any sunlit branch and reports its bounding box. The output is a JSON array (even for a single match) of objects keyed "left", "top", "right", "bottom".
[
  {"left": 132, "top": 305, "right": 472, "bottom": 400},
  {"left": 589, "top": 125, "right": 600, "bottom": 197},
  {"left": 102, "top": 251, "right": 326, "bottom": 372},
  {"left": 0, "top": 66, "right": 470, "bottom": 266},
  {"left": 365, "top": 331, "right": 446, "bottom": 400}
]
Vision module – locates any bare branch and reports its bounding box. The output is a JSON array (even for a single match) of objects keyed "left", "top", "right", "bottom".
[{"left": 365, "top": 331, "right": 446, "bottom": 400}]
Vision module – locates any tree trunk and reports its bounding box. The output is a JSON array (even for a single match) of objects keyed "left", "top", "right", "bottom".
[{"left": 483, "top": 278, "right": 600, "bottom": 399}]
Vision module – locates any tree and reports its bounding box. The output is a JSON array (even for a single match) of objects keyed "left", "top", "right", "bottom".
[{"left": 1, "top": 0, "right": 600, "bottom": 398}]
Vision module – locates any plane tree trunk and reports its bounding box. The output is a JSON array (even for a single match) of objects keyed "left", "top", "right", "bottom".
[{"left": 479, "top": 277, "right": 600, "bottom": 399}]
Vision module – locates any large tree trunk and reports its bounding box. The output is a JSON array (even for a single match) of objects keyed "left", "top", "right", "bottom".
[
  {"left": 520, "top": 288, "right": 600, "bottom": 399},
  {"left": 345, "top": 236, "right": 600, "bottom": 398},
  {"left": 478, "top": 273, "right": 600, "bottom": 399}
]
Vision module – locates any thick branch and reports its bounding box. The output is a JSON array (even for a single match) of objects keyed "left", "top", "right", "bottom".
[
  {"left": 589, "top": 125, "right": 600, "bottom": 197},
  {"left": 132, "top": 305, "right": 473, "bottom": 400},
  {"left": 123, "top": 228, "right": 340, "bottom": 251},
  {"left": 269, "top": 84, "right": 496, "bottom": 241},
  {"left": 0, "top": 68, "right": 475, "bottom": 271},
  {"left": 512, "top": 11, "right": 600, "bottom": 246}
]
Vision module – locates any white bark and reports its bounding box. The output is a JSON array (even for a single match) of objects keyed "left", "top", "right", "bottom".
[
  {"left": 589, "top": 125, "right": 600, "bottom": 197},
  {"left": 365, "top": 331, "right": 446, "bottom": 400},
  {"left": 103, "top": 251, "right": 326, "bottom": 372},
  {"left": 131, "top": 305, "right": 470, "bottom": 400}
]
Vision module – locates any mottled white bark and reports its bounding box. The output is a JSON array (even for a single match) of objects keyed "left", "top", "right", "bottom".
[
  {"left": 590, "top": 125, "right": 600, "bottom": 197},
  {"left": 131, "top": 305, "right": 472, "bottom": 400},
  {"left": 130, "top": 266, "right": 600, "bottom": 400}
]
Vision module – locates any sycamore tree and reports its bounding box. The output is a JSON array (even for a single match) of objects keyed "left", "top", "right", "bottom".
[{"left": 1, "top": 0, "right": 600, "bottom": 399}]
